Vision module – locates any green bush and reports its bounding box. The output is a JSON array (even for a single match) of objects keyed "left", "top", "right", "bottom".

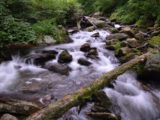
[
  {"left": 31, "top": 0, "right": 81, "bottom": 25},
  {"left": 32, "top": 19, "right": 68, "bottom": 43},
  {"left": 0, "top": 16, "right": 36, "bottom": 46}
]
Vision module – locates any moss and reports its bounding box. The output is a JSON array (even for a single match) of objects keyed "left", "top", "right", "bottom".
[
  {"left": 113, "top": 41, "right": 121, "bottom": 51},
  {"left": 149, "top": 36, "right": 160, "bottom": 48}
]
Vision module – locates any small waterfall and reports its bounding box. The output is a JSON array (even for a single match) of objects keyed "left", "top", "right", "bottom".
[{"left": 104, "top": 72, "right": 160, "bottom": 120}]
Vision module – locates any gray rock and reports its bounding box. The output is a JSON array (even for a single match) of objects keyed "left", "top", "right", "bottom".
[
  {"left": 78, "top": 58, "right": 92, "bottom": 66},
  {"left": 107, "top": 33, "right": 128, "bottom": 41},
  {"left": 0, "top": 114, "right": 18, "bottom": 120},
  {"left": 91, "top": 32, "right": 100, "bottom": 37},
  {"left": 47, "top": 63, "right": 71, "bottom": 75},
  {"left": 80, "top": 43, "right": 91, "bottom": 52},
  {"left": 126, "top": 38, "right": 140, "bottom": 48}
]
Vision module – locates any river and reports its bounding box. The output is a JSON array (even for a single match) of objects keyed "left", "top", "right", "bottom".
[{"left": 0, "top": 28, "right": 160, "bottom": 120}]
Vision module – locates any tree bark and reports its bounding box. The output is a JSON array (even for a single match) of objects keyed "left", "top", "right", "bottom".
[{"left": 27, "top": 52, "right": 150, "bottom": 120}]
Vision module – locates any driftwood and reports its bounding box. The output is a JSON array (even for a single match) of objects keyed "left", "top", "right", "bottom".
[
  {"left": 0, "top": 98, "right": 41, "bottom": 115},
  {"left": 27, "top": 52, "right": 150, "bottom": 120}
]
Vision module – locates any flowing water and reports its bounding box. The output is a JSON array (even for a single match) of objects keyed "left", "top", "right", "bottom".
[{"left": 0, "top": 28, "right": 160, "bottom": 120}]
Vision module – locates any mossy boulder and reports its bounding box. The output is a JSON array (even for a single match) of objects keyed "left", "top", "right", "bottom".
[
  {"left": 58, "top": 50, "right": 73, "bottom": 63},
  {"left": 138, "top": 53, "right": 160, "bottom": 83},
  {"left": 149, "top": 36, "right": 160, "bottom": 48}
]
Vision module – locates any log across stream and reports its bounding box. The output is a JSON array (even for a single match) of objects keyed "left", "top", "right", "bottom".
[{"left": 0, "top": 29, "right": 160, "bottom": 120}]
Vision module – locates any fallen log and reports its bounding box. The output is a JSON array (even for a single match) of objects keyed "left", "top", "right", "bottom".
[{"left": 27, "top": 52, "right": 150, "bottom": 120}]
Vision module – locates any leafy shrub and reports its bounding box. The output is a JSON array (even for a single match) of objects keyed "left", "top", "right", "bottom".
[
  {"left": 0, "top": 16, "right": 36, "bottom": 46},
  {"left": 31, "top": 0, "right": 81, "bottom": 25},
  {"left": 32, "top": 19, "right": 68, "bottom": 43}
]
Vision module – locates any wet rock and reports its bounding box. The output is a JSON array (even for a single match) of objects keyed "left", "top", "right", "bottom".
[
  {"left": 144, "top": 54, "right": 160, "bottom": 77},
  {"left": 84, "top": 16, "right": 106, "bottom": 28},
  {"left": 92, "top": 91, "right": 111, "bottom": 109},
  {"left": 151, "top": 30, "right": 160, "bottom": 37},
  {"left": 135, "top": 31, "right": 148, "bottom": 41},
  {"left": 41, "top": 50, "right": 58, "bottom": 55},
  {"left": 78, "top": 58, "right": 92, "bottom": 66},
  {"left": 80, "top": 43, "right": 91, "bottom": 52},
  {"left": 86, "top": 112, "right": 120, "bottom": 120},
  {"left": 86, "top": 48, "right": 99, "bottom": 59},
  {"left": 106, "top": 39, "right": 118, "bottom": 46},
  {"left": 0, "top": 114, "right": 18, "bottom": 120},
  {"left": 0, "top": 98, "right": 40, "bottom": 115},
  {"left": 67, "top": 27, "right": 79, "bottom": 34},
  {"left": 37, "top": 35, "right": 56, "bottom": 45},
  {"left": 116, "top": 47, "right": 132, "bottom": 57},
  {"left": 126, "top": 38, "right": 140, "bottom": 48},
  {"left": 25, "top": 53, "right": 56, "bottom": 65},
  {"left": 107, "top": 33, "right": 128, "bottom": 41},
  {"left": 120, "top": 26, "right": 134, "bottom": 37},
  {"left": 58, "top": 50, "right": 73, "bottom": 63},
  {"left": 109, "top": 28, "right": 119, "bottom": 33},
  {"left": 47, "top": 63, "right": 71, "bottom": 75},
  {"left": 85, "top": 26, "right": 96, "bottom": 31},
  {"left": 91, "top": 32, "right": 100, "bottom": 37}
]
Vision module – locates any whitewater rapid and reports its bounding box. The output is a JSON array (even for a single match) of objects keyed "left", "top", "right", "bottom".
[{"left": 0, "top": 29, "right": 160, "bottom": 120}]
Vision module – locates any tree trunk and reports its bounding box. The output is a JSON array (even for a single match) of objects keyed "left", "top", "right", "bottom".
[{"left": 27, "top": 52, "right": 150, "bottom": 120}]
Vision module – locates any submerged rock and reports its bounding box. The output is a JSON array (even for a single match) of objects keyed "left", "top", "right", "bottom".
[
  {"left": 47, "top": 63, "right": 71, "bottom": 75},
  {"left": 107, "top": 33, "right": 128, "bottom": 41},
  {"left": 0, "top": 114, "right": 18, "bottom": 120},
  {"left": 58, "top": 50, "right": 73, "bottom": 63},
  {"left": 78, "top": 58, "right": 92, "bottom": 66}
]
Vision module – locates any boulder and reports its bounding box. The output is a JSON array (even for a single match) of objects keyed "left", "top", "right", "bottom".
[
  {"left": 78, "top": 58, "right": 92, "bottom": 66},
  {"left": 106, "top": 39, "right": 118, "bottom": 46},
  {"left": 91, "top": 32, "right": 100, "bottom": 37},
  {"left": 58, "top": 50, "right": 73, "bottom": 63},
  {"left": 0, "top": 114, "right": 18, "bottom": 120},
  {"left": 80, "top": 43, "right": 91, "bottom": 52},
  {"left": 126, "top": 38, "right": 140, "bottom": 48},
  {"left": 135, "top": 31, "right": 147, "bottom": 41},
  {"left": 84, "top": 16, "right": 106, "bottom": 28},
  {"left": 0, "top": 98, "right": 40, "bottom": 115},
  {"left": 107, "top": 33, "right": 128, "bottom": 41},
  {"left": 120, "top": 26, "right": 134, "bottom": 37},
  {"left": 109, "top": 28, "right": 119, "bottom": 33},
  {"left": 86, "top": 48, "right": 99, "bottom": 59},
  {"left": 25, "top": 53, "right": 56, "bottom": 65},
  {"left": 37, "top": 35, "right": 56, "bottom": 45},
  {"left": 138, "top": 53, "right": 160, "bottom": 83},
  {"left": 47, "top": 63, "right": 71, "bottom": 75},
  {"left": 116, "top": 47, "right": 132, "bottom": 57}
]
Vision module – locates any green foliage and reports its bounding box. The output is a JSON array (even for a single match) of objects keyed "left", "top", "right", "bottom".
[
  {"left": 31, "top": 0, "right": 81, "bottom": 25},
  {"left": 0, "top": 16, "right": 36, "bottom": 46},
  {"left": 32, "top": 19, "right": 68, "bottom": 43},
  {"left": 149, "top": 36, "right": 160, "bottom": 48},
  {"left": 111, "top": 0, "right": 160, "bottom": 25}
]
